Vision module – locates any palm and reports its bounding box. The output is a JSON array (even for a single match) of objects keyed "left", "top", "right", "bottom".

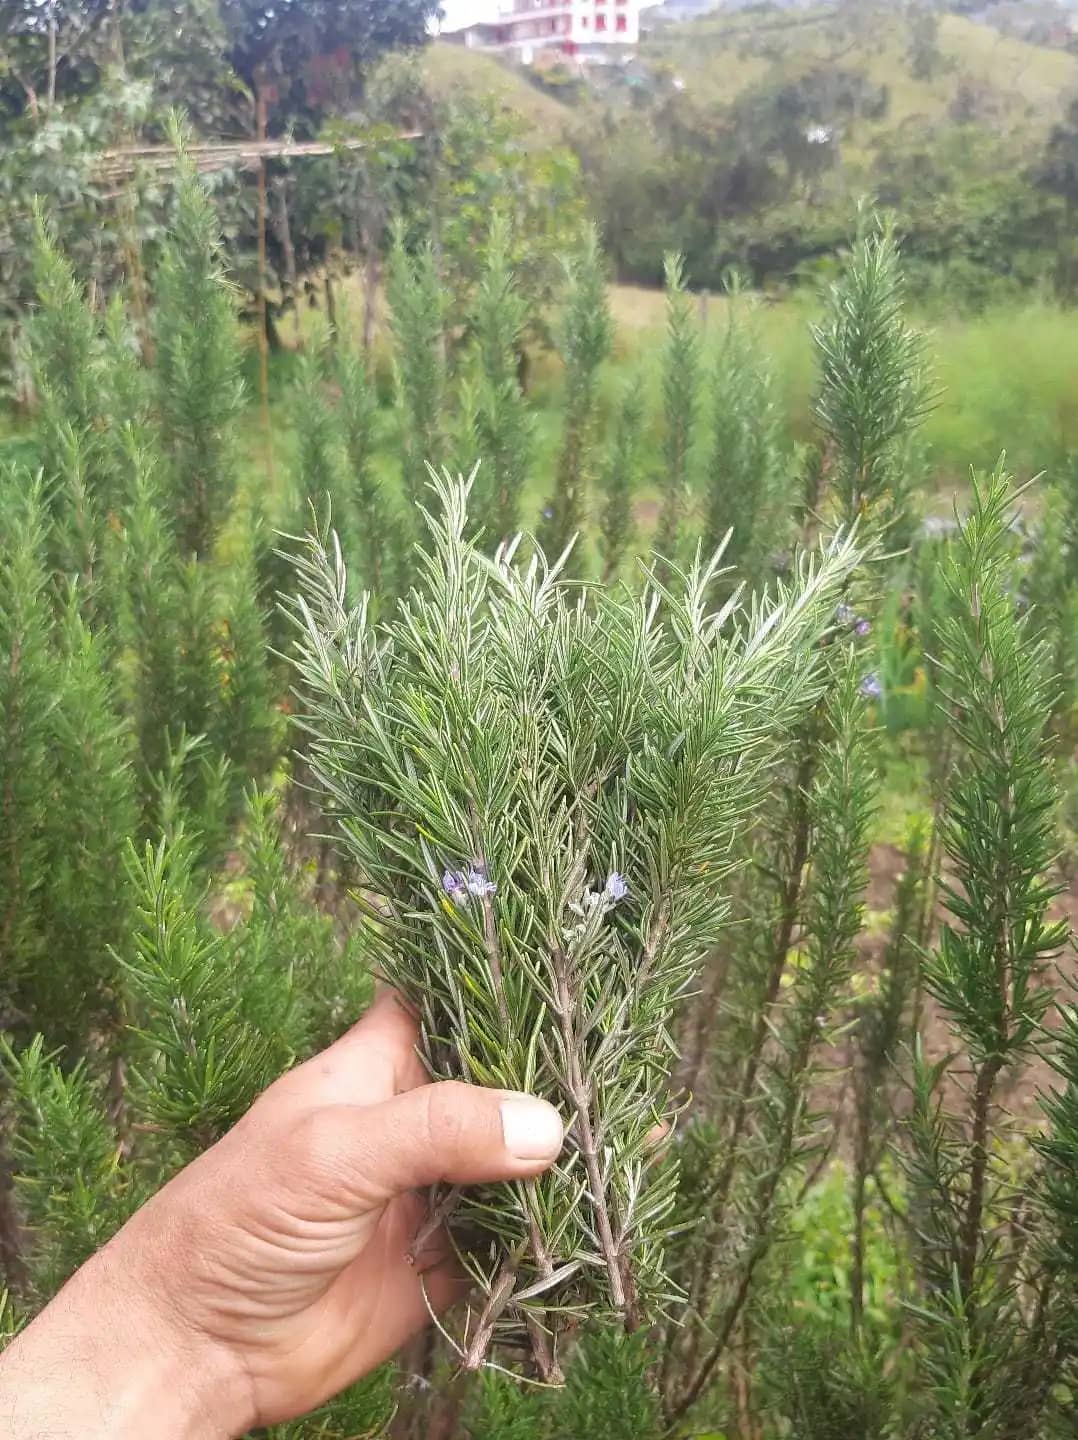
[{"left": 128, "top": 994, "right": 463, "bottom": 1428}]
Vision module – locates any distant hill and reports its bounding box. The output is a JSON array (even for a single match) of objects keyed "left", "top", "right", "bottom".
[
  {"left": 427, "top": 2, "right": 1078, "bottom": 144},
  {"left": 643, "top": 5, "right": 1078, "bottom": 134},
  {"left": 419, "top": 2, "right": 1077, "bottom": 295}
]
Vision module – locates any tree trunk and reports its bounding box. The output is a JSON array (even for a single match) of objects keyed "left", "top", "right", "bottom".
[
  {"left": 272, "top": 175, "right": 301, "bottom": 348},
  {"left": 361, "top": 215, "right": 381, "bottom": 355},
  {"left": 254, "top": 82, "right": 275, "bottom": 483},
  {"left": 46, "top": 13, "right": 58, "bottom": 114},
  {"left": 324, "top": 272, "right": 338, "bottom": 335}
]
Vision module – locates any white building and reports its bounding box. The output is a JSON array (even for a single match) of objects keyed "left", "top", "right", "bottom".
[{"left": 447, "top": 0, "right": 641, "bottom": 65}]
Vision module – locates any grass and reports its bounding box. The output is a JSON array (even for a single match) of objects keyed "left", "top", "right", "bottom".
[
  {"left": 923, "top": 299, "right": 1078, "bottom": 478},
  {"left": 422, "top": 43, "right": 576, "bottom": 142}
]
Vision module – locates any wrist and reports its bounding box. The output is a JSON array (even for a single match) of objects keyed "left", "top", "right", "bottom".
[{"left": 0, "top": 1235, "right": 255, "bottom": 1440}]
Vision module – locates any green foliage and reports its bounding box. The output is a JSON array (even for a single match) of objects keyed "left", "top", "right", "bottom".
[
  {"left": 153, "top": 123, "right": 244, "bottom": 559},
  {"left": 469, "top": 214, "right": 534, "bottom": 542},
  {"left": 0, "top": 471, "right": 56, "bottom": 1011},
  {"left": 598, "top": 375, "right": 646, "bottom": 584},
  {"left": 0, "top": 473, "right": 136, "bottom": 1051},
  {"left": 238, "top": 785, "right": 373, "bottom": 1053},
  {"left": 540, "top": 223, "right": 612, "bottom": 570},
  {"left": 9, "top": 153, "right": 1078, "bottom": 1440},
  {"left": 464, "top": 1370, "right": 549, "bottom": 1440},
  {"left": 265, "top": 1367, "right": 398, "bottom": 1440},
  {"left": 849, "top": 820, "right": 928, "bottom": 1334},
  {"left": 335, "top": 334, "right": 401, "bottom": 600},
  {"left": 0, "top": 1289, "right": 25, "bottom": 1343},
  {"left": 290, "top": 470, "right": 860, "bottom": 1373},
  {"left": 218, "top": 540, "right": 281, "bottom": 794},
  {"left": 661, "top": 644, "right": 879, "bottom": 1427},
  {"left": 552, "top": 1331, "right": 660, "bottom": 1440},
  {"left": 760, "top": 1318, "right": 894, "bottom": 1440},
  {"left": 902, "top": 463, "right": 1071, "bottom": 1438},
  {"left": 110, "top": 437, "right": 188, "bottom": 797},
  {"left": 655, "top": 252, "right": 702, "bottom": 573},
  {"left": 924, "top": 467, "right": 1064, "bottom": 1073},
  {"left": 0, "top": 1037, "right": 131, "bottom": 1301},
  {"left": 813, "top": 217, "right": 932, "bottom": 535},
  {"left": 34, "top": 585, "right": 138, "bottom": 1048},
  {"left": 24, "top": 205, "right": 107, "bottom": 511},
  {"left": 703, "top": 290, "right": 785, "bottom": 580},
  {"left": 295, "top": 324, "right": 348, "bottom": 524},
  {"left": 121, "top": 829, "right": 283, "bottom": 1160},
  {"left": 388, "top": 233, "right": 448, "bottom": 516}
]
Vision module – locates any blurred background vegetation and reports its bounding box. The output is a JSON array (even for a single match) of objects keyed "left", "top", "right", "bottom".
[{"left": 6, "top": 2, "right": 1078, "bottom": 1437}]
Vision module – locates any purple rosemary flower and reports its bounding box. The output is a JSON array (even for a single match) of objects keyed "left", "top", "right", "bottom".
[
  {"left": 604, "top": 871, "right": 629, "bottom": 903},
  {"left": 465, "top": 865, "right": 497, "bottom": 899},
  {"left": 442, "top": 869, "right": 469, "bottom": 906},
  {"left": 855, "top": 618, "right": 871, "bottom": 637},
  {"left": 835, "top": 602, "right": 856, "bottom": 627},
  {"left": 543, "top": 506, "right": 554, "bottom": 521},
  {"left": 860, "top": 673, "right": 882, "bottom": 700}
]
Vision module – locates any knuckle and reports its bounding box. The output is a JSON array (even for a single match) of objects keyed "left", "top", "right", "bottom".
[{"left": 423, "top": 1081, "right": 476, "bottom": 1157}]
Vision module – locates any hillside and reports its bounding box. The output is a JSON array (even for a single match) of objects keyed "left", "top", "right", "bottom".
[
  {"left": 644, "top": 5, "right": 1078, "bottom": 133},
  {"left": 419, "top": 4, "right": 1076, "bottom": 296},
  {"left": 428, "top": 4, "right": 1078, "bottom": 145},
  {"left": 420, "top": 42, "right": 576, "bottom": 140}
]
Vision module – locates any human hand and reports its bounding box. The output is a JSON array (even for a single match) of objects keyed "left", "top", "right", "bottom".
[{"left": 0, "top": 991, "right": 565, "bottom": 1439}]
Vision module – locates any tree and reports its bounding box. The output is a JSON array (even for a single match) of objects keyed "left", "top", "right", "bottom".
[
  {"left": 0, "top": 0, "right": 112, "bottom": 124},
  {"left": 907, "top": 2, "right": 943, "bottom": 83},
  {"left": 216, "top": 0, "right": 437, "bottom": 135},
  {"left": 1036, "top": 97, "right": 1078, "bottom": 301}
]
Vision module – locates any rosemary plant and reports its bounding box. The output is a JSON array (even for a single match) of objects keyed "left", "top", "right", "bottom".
[
  {"left": 849, "top": 820, "right": 927, "bottom": 1336},
  {"left": 470, "top": 214, "right": 534, "bottom": 544},
  {"left": 288, "top": 470, "right": 860, "bottom": 1377},
  {"left": 903, "top": 461, "right": 1071, "bottom": 1439},
  {"left": 388, "top": 231, "right": 448, "bottom": 516},
  {"left": 153, "top": 120, "right": 245, "bottom": 560},
  {"left": 598, "top": 375, "right": 647, "bottom": 584},
  {"left": 654, "top": 252, "right": 702, "bottom": 575},
  {"left": 660, "top": 643, "right": 878, "bottom": 1428},
  {"left": 540, "top": 224, "right": 611, "bottom": 571},
  {"left": 813, "top": 216, "right": 932, "bottom": 534},
  {"left": 702, "top": 291, "right": 785, "bottom": 580}
]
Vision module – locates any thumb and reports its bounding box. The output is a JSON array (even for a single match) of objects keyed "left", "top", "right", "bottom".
[{"left": 300, "top": 1081, "right": 565, "bottom": 1205}]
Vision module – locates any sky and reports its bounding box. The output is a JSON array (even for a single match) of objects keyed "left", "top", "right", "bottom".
[{"left": 436, "top": 0, "right": 500, "bottom": 31}]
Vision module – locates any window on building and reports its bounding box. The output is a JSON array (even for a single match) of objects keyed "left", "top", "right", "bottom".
[
  {"left": 596, "top": 11, "right": 606, "bottom": 28},
  {"left": 616, "top": 11, "right": 626, "bottom": 28}
]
